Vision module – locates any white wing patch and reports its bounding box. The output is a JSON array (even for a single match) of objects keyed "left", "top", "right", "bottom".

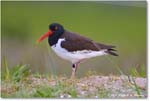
[{"left": 51, "top": 38, "right": 107, "bottom": 64}]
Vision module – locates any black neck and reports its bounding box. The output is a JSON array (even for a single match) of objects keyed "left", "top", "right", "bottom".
[{"left": 48, "top": 29, "right": 64, "bottom": 46}]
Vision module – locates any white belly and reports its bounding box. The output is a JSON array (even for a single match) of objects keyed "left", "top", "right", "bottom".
[{"left": 51, "top": 38, "right": 107, "bottom": 64}]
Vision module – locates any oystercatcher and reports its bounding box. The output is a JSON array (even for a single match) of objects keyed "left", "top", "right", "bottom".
[{"left": 37, "top": 23, "right": 118, "bottom": 79}]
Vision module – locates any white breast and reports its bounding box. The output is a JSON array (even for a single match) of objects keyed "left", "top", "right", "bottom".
[{"left": 51, "top": 38, "right": 107, "bottom": 64}]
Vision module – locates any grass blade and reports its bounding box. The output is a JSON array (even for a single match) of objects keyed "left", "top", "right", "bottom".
[{"left": 3, "top": 57, "right": 10, "bottom": 80}]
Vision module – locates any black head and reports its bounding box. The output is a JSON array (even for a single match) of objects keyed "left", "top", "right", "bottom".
[
  {"left": 48, "top": 23, "right": 65, "bottom": 46},
  {"left": 49, "top": 23, "right": 64, "bottom": 32},
  {"left": 37, "top": 23, "right": 65, "bottom": 46}
]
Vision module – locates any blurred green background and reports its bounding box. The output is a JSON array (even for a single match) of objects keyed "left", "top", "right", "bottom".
[{"left": 1, "top": 1, "right": 147, "bottom": 77}]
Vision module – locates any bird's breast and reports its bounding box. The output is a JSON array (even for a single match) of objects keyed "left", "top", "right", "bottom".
[{"left": 51, "top": 38, "right": 74, "bottom": 61}]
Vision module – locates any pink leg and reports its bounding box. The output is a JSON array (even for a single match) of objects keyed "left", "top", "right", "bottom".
[
  {"left": 70, "top": 60, "right": 85, "bottom": 79},
  {"left": 71, "top": 63, "right": 78, "bottom": 79}
]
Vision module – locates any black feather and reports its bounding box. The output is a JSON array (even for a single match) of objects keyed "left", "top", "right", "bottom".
[
  {"left": 108, "top": 48, "right": 117, "bottom": 51},
  {"left": 106, "top": 49, "right": 118, "bottom": 56}
]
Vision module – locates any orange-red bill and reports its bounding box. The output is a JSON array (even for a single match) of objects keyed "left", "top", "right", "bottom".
[{"left": 36, "top": 30, "right": 53, "bottom": 44}]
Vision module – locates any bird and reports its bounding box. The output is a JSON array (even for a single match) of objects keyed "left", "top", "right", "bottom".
[{"left": 37, "top": 23, "right": 118, "bottom": 79}]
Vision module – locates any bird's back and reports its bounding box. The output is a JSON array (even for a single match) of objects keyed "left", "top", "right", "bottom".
[{"left": 60, "top": 31, "right": 118, "bottom": 56}]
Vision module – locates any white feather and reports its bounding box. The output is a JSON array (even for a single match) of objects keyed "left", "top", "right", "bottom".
[{"left": 51, "top": 38, "right": 107, "bottom": 64}]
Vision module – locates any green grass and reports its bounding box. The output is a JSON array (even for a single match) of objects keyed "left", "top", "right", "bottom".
[
  {"left": 32, "top": 81, "right": 77, "bottom": 98},
  {"left": 1, "top": 59, "right": 77, "bottom": 98},
  {"left": 97, "top": 87, "right": 109, "bottom": 98},
  {"left": 1, "top": 58, "right": 146, "bottom": 98},
  {"left": 129, "top": 65, "right": 146, "bottom": 78},
  {"left": 3, "top": 57, "right": 10, "bottom": 81},
  {"left": 127, "top": 65, "right": 146, "bottom": 98},
  {"left": 2, "top": 57, "right": 30, "bottom": 82},
  {"left": 1, "top": 75, "right": 77, "bottom": 98}
]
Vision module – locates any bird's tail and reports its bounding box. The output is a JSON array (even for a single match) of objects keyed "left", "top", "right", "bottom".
[{"left": 106, "top": 48, "right": 118, "bottom": 56}]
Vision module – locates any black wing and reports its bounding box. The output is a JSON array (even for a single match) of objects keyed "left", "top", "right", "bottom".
[{"left": 60, "top": 31, "right": 118, "bottom": 56}]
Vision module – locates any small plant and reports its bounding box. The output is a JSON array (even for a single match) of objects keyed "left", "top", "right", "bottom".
[
  {"left": 97, "top": 87, "right": 109, "bottom": 98},
  {"left": 2, "top": 57, "right": 10, "bottom": 80},
  {"left": 33, "top": 86, "right": 55, "bottom": 98},
  {"left": 86, "top": 70, "right": 97, "bottom": 77},
  {"left": 11, "top": 64, "right": 30, "bottom": 82},
  {"left": 2, "top": 57, "right": 30, "bottom": 82},
  {"left": 127, "top": 76, "right": 142, "bottom": 98},
  {"left": 129, "top": 65, "right": 146, "bottom": 77},
  {"left": 32, "top": 79, "right": 77, "bottom": 98}
]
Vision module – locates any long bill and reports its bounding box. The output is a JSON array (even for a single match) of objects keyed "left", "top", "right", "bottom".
[{"left": 36, "top": 30, "right": 53, "bottom": 44}]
